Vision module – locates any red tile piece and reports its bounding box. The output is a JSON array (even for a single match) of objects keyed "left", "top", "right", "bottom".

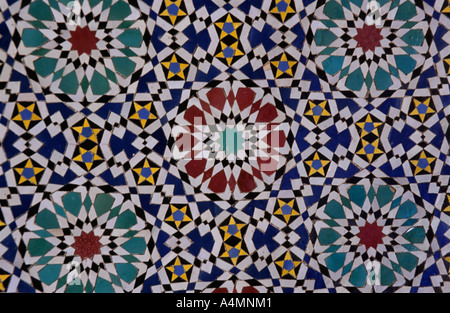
[
  {"left": 353, "top": 24, "right": 383, "bottom": 52},
  {"left": 237, "top": 170, "right": 257, "bottom": 193},
  {"left": 236, "top": 88, "right": 256, "bottom": 111},
  {"left": 207, "top": 88, "right": 227, "bottom": 111},
  {"left": 357, "top": 222, "right": 385, "bottom": 250},
  {"left": 185, "top": 159, "right": 207, "bottom": 178},
  {"left": 72, "top": 231, "right": 102, "bottom": 260},
  {"left": 256, "top": 103, "right": 278, "bottom": 122},
  {"left": 208, "top": 170, "right": 227, "bottom": 193},
  {"left": 68, "top": 26, "right": 99, "bottom": 55},
  {"left": 184, "top": 106, "right": 206, "bottom": 125}
]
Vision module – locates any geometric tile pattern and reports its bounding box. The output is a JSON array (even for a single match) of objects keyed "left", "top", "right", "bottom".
[
  {"left": 311, "top": 182, "right": 433, "bottom": 292},
  {"left": 308, "top": 0, "right": 436, "bottom": 98},
  {"left": 0, "top": 0, "right": 450, "bottom": 293},
  {"left": 15, "top": 0, "right": 150, "bottom": 103}
]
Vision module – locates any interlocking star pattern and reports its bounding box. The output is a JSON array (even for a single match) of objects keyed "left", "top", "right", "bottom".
[{"left": 0, "top": 0, "right": 449, "bottom": 294}]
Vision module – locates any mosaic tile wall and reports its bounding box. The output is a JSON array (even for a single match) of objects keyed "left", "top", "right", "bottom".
[{"left": 0, "top": 0, "right": 449, "bottom": 293}]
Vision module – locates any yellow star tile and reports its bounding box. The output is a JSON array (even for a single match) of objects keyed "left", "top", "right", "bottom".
[
  {"left": 356, "top": 115, "right": 382, "bottom": 137},
  {"left": 72, "top": 119, "right": 101, "bottom": 143},
  {"left": 14, "top": 159, "right": 44, "bottom": 185},
  {"left": 133, "top": 159, "right": 160, "bottom": 184},
  {"left": 161, "top": 54, "right": 189, "bottom": 80},
  {"left": 160, "top": 0, "right": 187, "bottom": 25},
  {"left": 304, "top": 100, "right": 330, "bottom": 124},
  {"left": 410, "top": 98, "right": 435, "bottom": 122},
  {"left": 165, "top": 205, "right": 192, "bottom": 228},
  {"left": 221, "top": 242, "right": 248, "bottom": 265},
  {"left": 73, "top": 146, "right": 102, "bottom": 171},
  {"left": 130, "top": 102, "right": 157, "bottom": 128},
  {"left": 275, "top": 251, "right": 301, "bottom": 278},
  {"left": 166, "top": 257, "right": 192, "bottom": 282},
  {"left": 274, "top": 199, "right": 299, "bottom": 223},
  {"left": 12, "top": 103, "right": 41, "bottom": 130},
  {"left": 0, "top": 219, "right": 4, "bottom": 227},
  {"left": 357, "top": 139, "right": 383, "bottom": 162},
  {"left": 219, "top": 217, "right": 246, "bottom": 241},
  {"left": 215, "top": 14, "right": 242, "bottom": 40},
  {"left": 271, "top": 53, "right": 297, "bottom": 78},
  {"left": 216, "top": 41, "right": 244, "bottom": 66},
  {"left": 410, "top": 151, "right": 435, "bottom": 175},
  {"left": 305, "top": 152, "right": 330, "bottom": 176},
  {"left": 270, "top": 0, "right": 295, "bottom": 22},
  {"left": 0, "top": 274, "right": 10, "bottom": 292}
]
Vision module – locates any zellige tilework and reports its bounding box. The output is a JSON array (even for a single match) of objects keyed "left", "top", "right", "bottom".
[{"left": 0, "top": 0, "right": 449, "bottom": 293}]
